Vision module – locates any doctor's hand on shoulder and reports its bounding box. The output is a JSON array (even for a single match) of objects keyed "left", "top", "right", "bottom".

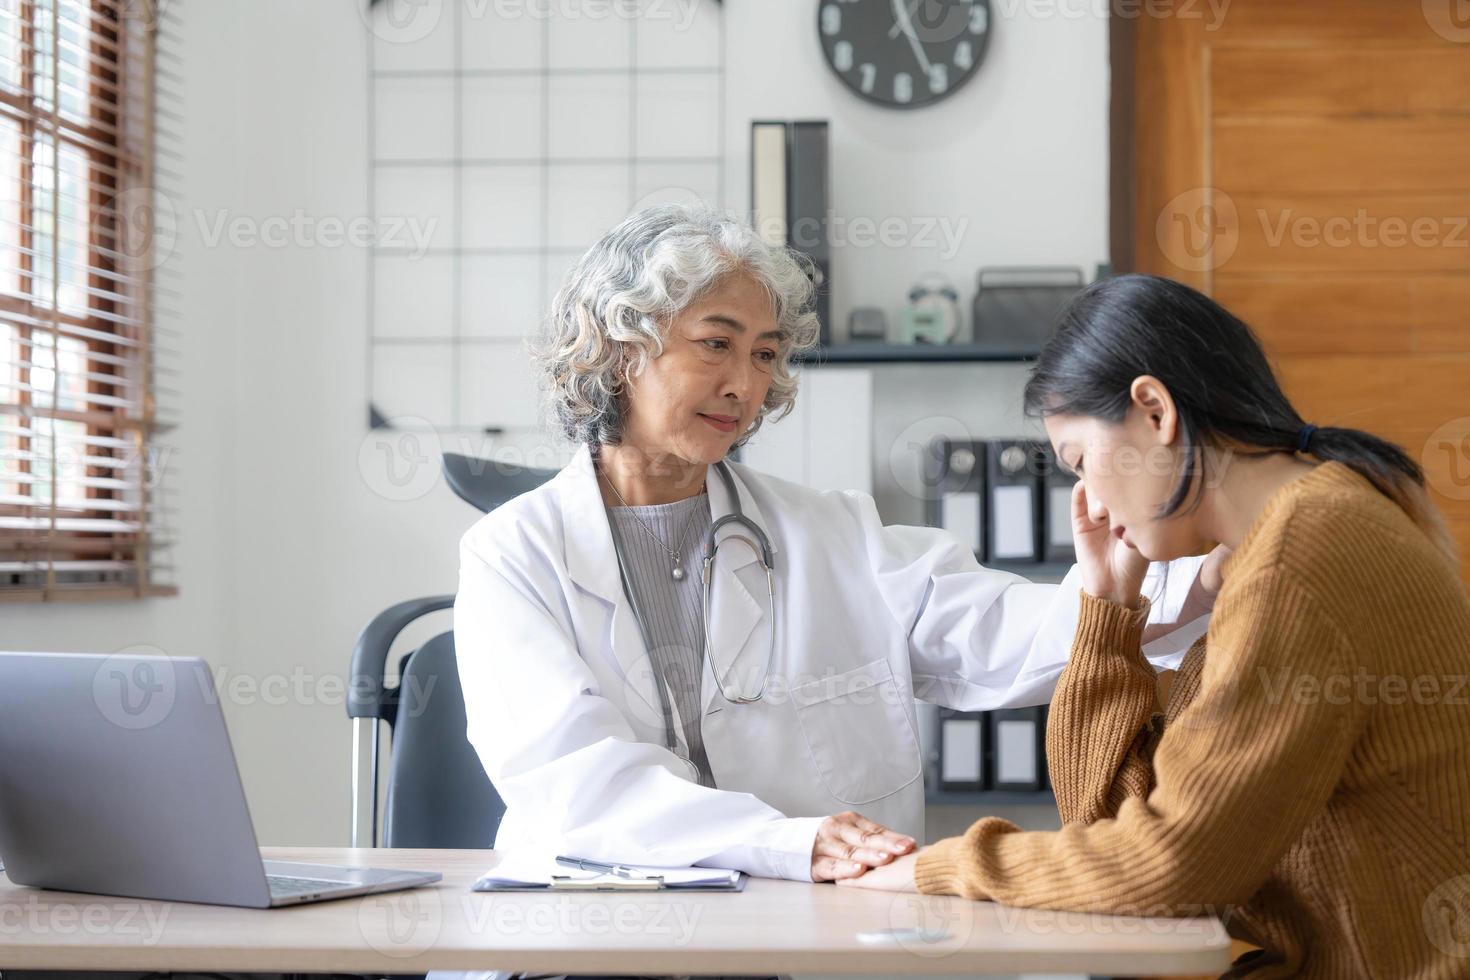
[{"left": 811, "top": 811, "right": 916, "bottom": 881}]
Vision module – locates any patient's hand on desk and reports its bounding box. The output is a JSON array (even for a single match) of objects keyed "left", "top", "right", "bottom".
[
  {"left": 835, "top": 850, "right": 920, "bottom": 892},
  {"left": 811, "top": 810, "right": 916, "bottom": 882}
]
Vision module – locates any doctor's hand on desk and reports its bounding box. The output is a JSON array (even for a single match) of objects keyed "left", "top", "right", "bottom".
[
  {"left": 835, "top": 850, "right": 921, "bottom": 892},
  {"left": 811, "top": 811, "right": 917, "bottom": 881}
]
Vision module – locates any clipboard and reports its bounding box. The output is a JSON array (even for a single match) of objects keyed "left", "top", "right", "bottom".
[
  {"left": 475, "top": 875, "right": 747, "bottom": 893},
  {"left": 473, "top": 855, "right": 747, "bottom": 893}
]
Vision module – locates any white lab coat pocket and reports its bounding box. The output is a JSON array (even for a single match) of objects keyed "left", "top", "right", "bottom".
[{"left": 791, "top": 658, "right": 923, "bottom": 805}]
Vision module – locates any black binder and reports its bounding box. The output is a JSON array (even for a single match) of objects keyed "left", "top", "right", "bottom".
[
  {"left": 937, "top": 708, "right": 986, "bottom": 792},
  {"left": 923, "top": 438, "right": 986, "bottom": 559},
  {"left": 988, "top": 707, "right": 1046, "bottom": 792},
  {"left": 750, "top": 120, "right": 830, "bottom": 345},
  {"left": 1037, "top": 443, "right": 1079, "bottom": 564},
  {"left": 985, "top": 441, "right": 1043, "bottom": 564}
]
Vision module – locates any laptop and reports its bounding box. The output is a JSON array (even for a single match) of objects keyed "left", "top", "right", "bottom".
[{"left": 0, "top": 650, "right": 442, "bottom": 907}]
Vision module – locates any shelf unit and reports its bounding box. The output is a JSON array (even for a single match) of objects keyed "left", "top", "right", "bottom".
[
  {"left": 793, "top": 343, "right": 1039, "bottom": 365},
  {"left": 988, "top": 560, "right": 1072, "bottom": 583},
  {"left": 926, "top": 788, "right": 1057, "bottom": 807}
]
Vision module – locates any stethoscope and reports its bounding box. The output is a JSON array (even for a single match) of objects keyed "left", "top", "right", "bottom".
[{"left": 608, "top": 460, "right": 777, "bottom": 763}]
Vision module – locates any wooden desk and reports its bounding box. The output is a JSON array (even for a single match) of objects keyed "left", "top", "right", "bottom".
[{"left": 0, "top": 847, "right": 1232, "bottom": 976}]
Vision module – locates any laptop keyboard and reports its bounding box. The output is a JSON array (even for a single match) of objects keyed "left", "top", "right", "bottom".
[{"left": 267, "top": 873, "right": 352, "bottom": 897}]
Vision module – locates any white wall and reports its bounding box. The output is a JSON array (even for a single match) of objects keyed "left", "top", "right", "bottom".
[
  {"left": 1, "top": 0, "right": 1108, "bottom": 845},
  {"left": 723, "top": 0, "right": 1110, "bottom": 523}
]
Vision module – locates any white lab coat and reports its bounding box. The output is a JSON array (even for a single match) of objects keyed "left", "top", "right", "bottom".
[{"left": 454, "top": 443, "right": 1207, "bottom": 884}]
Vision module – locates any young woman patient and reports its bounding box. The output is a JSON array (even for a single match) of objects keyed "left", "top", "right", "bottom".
[{"left": 845, "top": 273, "right": 1470, "bottom": 978}]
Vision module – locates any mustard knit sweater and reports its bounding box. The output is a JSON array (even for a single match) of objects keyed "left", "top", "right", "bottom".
[{"left": 915, "top": 461, "right": 1470, "bottom": 978}]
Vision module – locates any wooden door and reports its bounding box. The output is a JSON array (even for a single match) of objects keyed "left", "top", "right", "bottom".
[{"left": 1118, "top": 0, "right": 1470, "bottom": 585}]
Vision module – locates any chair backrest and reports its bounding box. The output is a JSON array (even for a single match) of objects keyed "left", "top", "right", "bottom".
[
  {"left": 442, "top": 452, "right": 558, "bottom": 513},
  {"left": 348, "top": 453, "right": 558, "bottom": 848},
  {"left": 382, "top": 632, "right": 504, "bottom": 848}
]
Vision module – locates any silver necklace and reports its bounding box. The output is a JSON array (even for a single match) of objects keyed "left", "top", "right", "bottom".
[{"left": 599, "top": 465, "right": 707, "bottom": 581}]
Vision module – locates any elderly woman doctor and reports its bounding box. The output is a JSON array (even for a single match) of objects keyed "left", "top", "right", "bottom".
[{"left": 455, "top": 205, "right": 1215, "bottom": 884}]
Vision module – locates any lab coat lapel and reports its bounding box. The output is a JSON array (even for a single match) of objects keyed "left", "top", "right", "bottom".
[
  {"left": 556, "top": 445, "right": 664, "bottom": 727},
  {"left": 700, "top": 460, "right": 773, "bottom": 715}
]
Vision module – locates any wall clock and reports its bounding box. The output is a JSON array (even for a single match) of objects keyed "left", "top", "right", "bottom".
[{"left": 818, "top": 0, "right": 992, "bottom": 109}]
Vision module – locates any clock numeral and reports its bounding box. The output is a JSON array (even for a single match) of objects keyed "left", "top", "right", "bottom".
[
  {"left": 821, "top": 4, "right": 841, "bottom": 36},
  {"left": 833, "top": 40, "right": 853, "bottom": 72},
  {"left": 955, "top": 40, "right": 974, "bottom": 70},
  {"left": 928, "top": 63, "right": 948, "bottom": 94},
  {"left": 894, "top": 71, "right": 913, "bottom": 104},
  {"left": 859, "top": 63, "right": 877, "bottom": 94},
  {"left": 970, "top": 5, "right": 989, "bottom": 34}
]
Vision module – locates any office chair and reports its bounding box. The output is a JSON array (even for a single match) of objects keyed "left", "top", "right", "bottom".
[{"left": 346, "top": 452, "right": 558, "bottom": 848}]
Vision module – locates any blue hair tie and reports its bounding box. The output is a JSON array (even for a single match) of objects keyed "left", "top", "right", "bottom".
[{"left": 1296, "top": 424, "right": 1318, "bottom": 454}]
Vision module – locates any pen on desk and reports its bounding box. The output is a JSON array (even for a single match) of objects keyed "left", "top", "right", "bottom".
[{"left": 555, "top": 855, "right": 639, "bottom": 879}]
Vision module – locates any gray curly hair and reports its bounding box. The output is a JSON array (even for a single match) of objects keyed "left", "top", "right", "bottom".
[{"left": 532, "top": 204, "right": 822, "bottom": 449}]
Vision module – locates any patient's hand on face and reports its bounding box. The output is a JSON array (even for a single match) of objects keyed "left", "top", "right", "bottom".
[{"left": 810, "top": 810, "right": 916, "bottom": 881}]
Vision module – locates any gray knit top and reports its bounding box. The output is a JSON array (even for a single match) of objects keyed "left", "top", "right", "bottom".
[{"left": 606, "top": 491, "right": 716, "bottom": 787}]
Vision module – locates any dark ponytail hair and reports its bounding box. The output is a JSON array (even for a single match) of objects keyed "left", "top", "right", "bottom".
[{"left": 1023, "top": 274, "right": 1457, "bottom": 568}]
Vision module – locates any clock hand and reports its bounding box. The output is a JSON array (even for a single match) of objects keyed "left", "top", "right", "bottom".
[
  {"left": 888, "top": 0, "right": 924, "bottom": 39},
  {"left": 890, "top": 0, "right": 934, "bottom": 74}
]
